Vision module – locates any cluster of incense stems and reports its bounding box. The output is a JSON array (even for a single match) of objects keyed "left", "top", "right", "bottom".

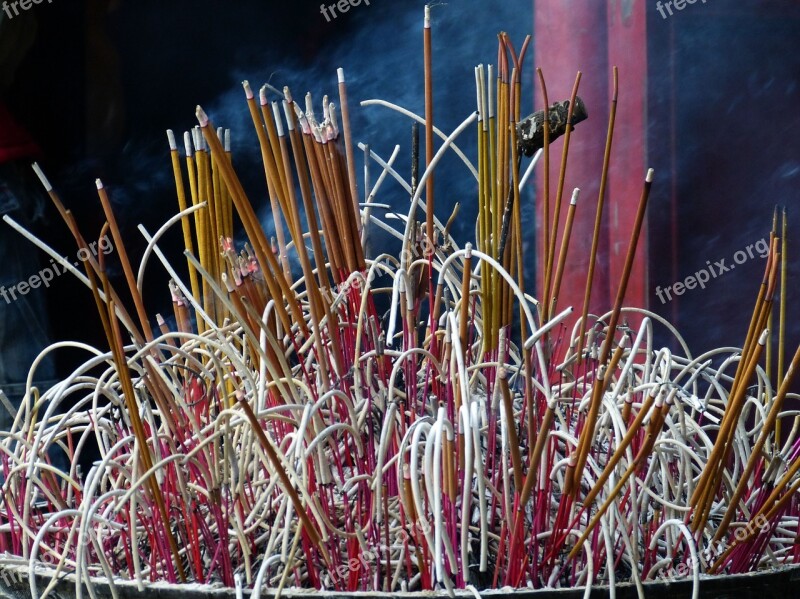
[{"left": 1, "top": 8, "right": 799, "bottom": 599}]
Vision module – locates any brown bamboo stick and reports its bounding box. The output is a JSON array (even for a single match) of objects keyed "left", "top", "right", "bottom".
[
  {"left": 536, "top": 68, "right": 551, "bottom": 321},
  {"left": 543, "top": 72, "right": 581, "bottom": 321},
  {"left": 423, "top": 4, "right": 435, "bottom": 247},
  {"left": 550, "top": 188, "right": 579, "bottom": 315},
  {"left": 576, "top": 67, "right": 618, "bottom": 362},
  {"left": 337, "top": 68, "right": 361, "bottom": 237},
  {"left": 96, "top": 180, "right": 155, "bottom": 343},
  {"left": 498, "top": 368, "right": 523, "bottom": 491}
]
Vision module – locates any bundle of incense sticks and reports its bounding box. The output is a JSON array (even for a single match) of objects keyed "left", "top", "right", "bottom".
[{"left": 0, "top": 9, "right": 797, "bottom": 599}]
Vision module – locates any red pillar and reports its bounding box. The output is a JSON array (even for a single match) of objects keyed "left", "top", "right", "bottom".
[{"left": 533, "top": 0, "right": 649, "bottom": 325}]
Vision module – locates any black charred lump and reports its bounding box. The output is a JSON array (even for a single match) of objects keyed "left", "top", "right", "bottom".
[{"left": 517, "top": 97, "right": 588, "bottom": 157}]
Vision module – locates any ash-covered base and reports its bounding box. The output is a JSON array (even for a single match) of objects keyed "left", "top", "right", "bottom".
[{"left": 1, "top": 563, "right": 799, "bottom": 599}]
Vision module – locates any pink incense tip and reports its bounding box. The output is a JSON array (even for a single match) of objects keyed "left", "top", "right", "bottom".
[
  {"left": 95, "top": 179, "right": 104, "bottom": 190},
  {"left": 646, "top": 168, "right": 655, "bottom": 183},
  {"left": 166, "top": 129, "right": 177, "bottom": 151},
  {"left": 242, "top": 80, "right": 254, "bottom": 99},
  {"left": 259, "top": 85, "right": 269, "bottom": 106},
  {"left": 196, "top": 106, "right": 209, "bottom": 127},
  {"left": 337, "top": 67, "right": 346, "bottom": 84},
  {"left": 31, "top": 163, "right": 52, "bottom": 192}
]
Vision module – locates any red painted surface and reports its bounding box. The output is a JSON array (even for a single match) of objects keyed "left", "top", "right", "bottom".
[
  {"left": 533, "top": 0, "right": 649, "bottom": 324},
  {"left": 605, "top": 0, "right": 650, "bottom": 321}
]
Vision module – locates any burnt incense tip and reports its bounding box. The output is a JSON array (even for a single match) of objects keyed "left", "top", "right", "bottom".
[
  {"left": 242, "top": 80, "right": 254, "bottom": 99},
  {"left": 271, "top": 102, "right": 285, "bottom": 137},
  {"left": 196, "top": 106, "right": 209, "bottom": 127},
  {"left": 283, "top": 85, "right": 293, "bottom": 104},
  {"left": 224, "top": 129, "right": 231, "bottom": 152},
  {"left": 95, "top": 178, "right": 104, "bottom": 190},
  {"left": 282, "top": 101, "right": 295, "bottom": 131},
  {"left": 328, "top": 103, "right": 339, "bottom": 137},
  {"left": 337, "top": 67, "right": 345, "bottom": 84},
  {"left": 424, "top": 4, "right": 431, "bottom": 27},
  {"left": 570, "top": 188, "right": 580, "bottom": 205},
  {"left": 646, "top": 168, "right": 655, "bottom": 183},
  {"left": 166, "top": 129, "right": 177, "bottom": 151},
  {"left": 183, "top": 131, "right": 193, "bottom": 157},
  {"left": 222, "top": 272, "right": 235, "bottom": 293},
  {"left": 322, "top": 95, "right": 330, "bottom": 120},
  {"left": 305, "top": 92, "right": 315, "bottom": 119},
  {"left": 31, "top": 162, "right": 52, "bottom": 192},
  {"left": 192, "top": 127, "right": 203, "bottom": 152},
  {"left": 259, "top": 85, "right": 269, "bottom": 106}
]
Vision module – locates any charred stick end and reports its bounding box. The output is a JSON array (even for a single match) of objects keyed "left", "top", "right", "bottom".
[{"left": 517, "top": 96, "right": 588, "bottom": 157}]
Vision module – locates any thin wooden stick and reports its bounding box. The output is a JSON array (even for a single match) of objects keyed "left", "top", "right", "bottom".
[
  {"left": 576, "top": 67, "right": 618, "bottom": 362},
  {"left": 536, "top": 68, "right": 551, "bottom": 322},
  {"left": 96, "top": 180, "right": 154, "bottom": 343},
  {"left": 423, "top": 4, "right": 435, "bottom": 247},
  {"left": 498, "top": 369, "right": 523, "bottom": 492},
  {"left": 167, "top": 130, "right": 201, "bottom": 307},
  {"left": 543, "top": 71, "right": 581, "bottom": 321},
  {"left": 777, "top": 207, "right": 788, "bottom": 445},
  {"left": 337, "top": 68, "right": 361, "bottom": 237},
  {"left": 550, "top": 188, "right": 579, "bottom": 314}
]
